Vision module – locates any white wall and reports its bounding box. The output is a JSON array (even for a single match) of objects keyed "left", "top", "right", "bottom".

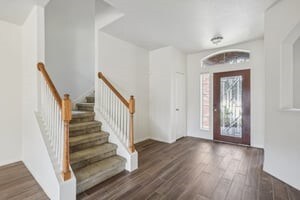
[
  {"left": 187, "top": 39, "right": 265, "bottom": 148},
  {"left": 0, "top": 20, "right": 22, "bottom": 166},
  {"left": 45, "top": 0, "right": 95, "bottom": 100},
  {"left": 293, "top": 38, "right": 300, "bottom": 108},
  {"left": 98, "top": 32, "right": 149, "bottom": 142},
  {"left": 149, "top": 46, "right": 187, "bottom": 143},
  {"left": 264, "top": 0, "right": 300, "bottom": 190}
]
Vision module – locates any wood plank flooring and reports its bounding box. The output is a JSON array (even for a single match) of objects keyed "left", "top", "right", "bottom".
[
  {"left": 0, "top": 162, "right": 49, "bottom": 200},
  {"left": 78, "top": 137, "right": 300, "bottom": 200}
]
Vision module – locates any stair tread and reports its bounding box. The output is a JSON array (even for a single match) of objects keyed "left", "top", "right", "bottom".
[
  {"left": 70, "top": 132, "right": 109, "bottom": 146},
  {"left": 70, "top": 121, "right": 101, "bottom": 130},
  {"left": 72, "top": 111, "right": 95, "bottom": 118},
  {"left": 86, "top": 96, "right": 95, "bottom": 103},
  {"left": 74, "top": 156, "right": 126, "bottom": 183},
  {"left": 77, "top": 103, "right": 95, "bottom": 106},
  {"left": 71, "top": 143, "right": 117, "bottom": 164}
]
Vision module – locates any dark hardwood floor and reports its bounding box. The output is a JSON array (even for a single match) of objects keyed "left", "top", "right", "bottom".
[
  {"left": 0, "top": 161, "right": 49, "bottom": 200},
  {"left": 78, "top": 137, "right": 300, "bottom": 200}
]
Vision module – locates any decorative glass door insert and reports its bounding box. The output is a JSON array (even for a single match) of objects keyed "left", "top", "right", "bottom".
[{"left": 220, "top": 76, "right": 243, "bottom": 138}]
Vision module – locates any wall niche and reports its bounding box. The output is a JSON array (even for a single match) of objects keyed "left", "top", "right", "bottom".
[
  {"left": 281, "top": 22, "right": 300, "bottom": 110},
  {"left": 293, "top": 38, "right": 300, "bottom": 108}
]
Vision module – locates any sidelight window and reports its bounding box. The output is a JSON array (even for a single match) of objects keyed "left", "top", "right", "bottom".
[{"left": 200, "top": 73, "right": 210, "bottom": 130}]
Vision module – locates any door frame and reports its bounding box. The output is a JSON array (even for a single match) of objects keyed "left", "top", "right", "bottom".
[{"left": 213, "top": 69, "right": 251, "bottom": 145}]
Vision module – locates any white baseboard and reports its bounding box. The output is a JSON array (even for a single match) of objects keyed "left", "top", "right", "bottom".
[
  {"left": 0, "top": 159, "right": 22, "bottom": 167},
  {"left": 147, "top": 136, "right": 173, "bottom": 144},
  {"left": 134, "top": 137, "right": 151, "bottom": 144}
]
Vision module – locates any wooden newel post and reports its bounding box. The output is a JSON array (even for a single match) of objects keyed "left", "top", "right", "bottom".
[
  {"left": 62, "top": 94, "right": 72, "bottom": 181},
  {"left": 129, "top": 96, "right": 135, "bottom": 153}
]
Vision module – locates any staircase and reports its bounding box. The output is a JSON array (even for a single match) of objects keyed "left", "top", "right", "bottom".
[
  {"left": 70, "top": 94, "right": 126, "bottom": 194},
  {"left": 37, "top": 63, "right": 136, "bottom": 196}
]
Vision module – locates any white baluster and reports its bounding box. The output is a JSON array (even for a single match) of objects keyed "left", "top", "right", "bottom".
[
  {"left": 60, "top": 108, "right": 63, "bottom": 167},
  {"left": 104, "top": 83, "right": 107, "bottom": 116},
  {"left": 120, "top": 103, "right": 123, "bottom": 141},
  {"left": 127, "top": 111, "right": 130, "bottom": 146},
  {"left": 99, "top": 81, "right": 102, "bottom": 111},
  {"left": 50, "top": 96, "right": 54, "bottom": 147},
  {"left": 46, "top": 87, "right": 50, "bottom": 136},
  {"left": 125, "top": 105, "right": 128, "bottom": 144},
  {"left": 109, "top": 88, "right": 111, "bottom": 121},
  {"left": 123, "top": 104, "right": 126, "bottom": 143},
  {"left": 110, "top": 90, "right": 112, "bottom": 123},
  {"left": 116, "top": 98, "right": 120, "bottom": 135},
  {"left": 53, "top": 101, "right": 56, "bottom": 156},
  {"left": 54, "top": 103, "right": 58, "bottom": 159},
  {"left": 105, "top": 84, "right": 108, "bottom": 117},
  {"left": 111, "top": 91, "right": 114, "bottom": 125},
  {"left": 101, "top": 82, "right": 104, "bottom": 114},
  {"left": 112, "top": 94, "right": 115, "bottom": 130},
  {"left": 101, "top": 81, "right": 104, "bottom": 112}
]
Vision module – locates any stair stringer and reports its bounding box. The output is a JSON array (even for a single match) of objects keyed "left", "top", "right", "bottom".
[
  {"left": 33, "top": 112, "right": 76, "bottom": 200},
  {"left": 94, "top": 108, "right": 138, "bottom": 172}
]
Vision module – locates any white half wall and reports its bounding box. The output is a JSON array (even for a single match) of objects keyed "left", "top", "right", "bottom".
[
  {"left": 0, "top": 20, "right": 22, "bottom": 166},
  {"left": 22, "top": 6, "right": 76, "bottom": 199},
  {"left": 264, "top": 0, "right": 300, "bottom": 190},
  {"left": 187, "top": 39, "right": 265, "bottom": 148},
  {"left": 97, "top": 32, "right": 150, "bottom": 142},
  {"left": 149, "top": 46, "right": 187, "bottom": 143},
  {"left": 45, "top": 0, "right": 95, "bottom": 100},
  {"left": 21, "top": 6, "right": 59, "bottom": 199}
]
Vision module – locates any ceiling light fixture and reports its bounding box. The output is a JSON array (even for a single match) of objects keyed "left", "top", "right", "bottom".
[{"left": 211, "top": 36, "right": 223, "bottom": 45}]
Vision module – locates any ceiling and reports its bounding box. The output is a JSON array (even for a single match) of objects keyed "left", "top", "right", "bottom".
[
  {"left": 101, "top": 0, "right": 280, "bottom": 53},
  {"left": 0, "top": 0, "right": 49, "bottom": 25},
  {"left": 95, "top": 0, "right": 124, "bottom": 29}
]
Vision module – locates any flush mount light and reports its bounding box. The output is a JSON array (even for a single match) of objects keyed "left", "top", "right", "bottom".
[{"left": 211, "top": 36, "right": 223, "bottom": 45}]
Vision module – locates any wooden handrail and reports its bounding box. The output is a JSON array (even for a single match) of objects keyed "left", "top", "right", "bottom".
[
  {"left": 98, "top": 72, "right": 129, "bottom": 108},
  {"left": 37, "top": 63, "right": 62, "bottom": 108},
  {"left": 98, "top": 72, "right": 135, "bottom": 153},
  {"left": 37, "top": 62, "right": 71, "bottom": 181}
]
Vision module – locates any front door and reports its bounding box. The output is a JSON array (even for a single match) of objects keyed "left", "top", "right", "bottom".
[{"left": 213, "top": 69, "right": 251, "bottom": 145}]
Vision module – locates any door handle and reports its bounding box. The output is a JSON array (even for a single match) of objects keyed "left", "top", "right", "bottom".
[
  {"left": 176, "top": 108, "right": 179, "bottom": 111},
  {"left": 213, "top": 104, "right": 217, "bottom": 112}
]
